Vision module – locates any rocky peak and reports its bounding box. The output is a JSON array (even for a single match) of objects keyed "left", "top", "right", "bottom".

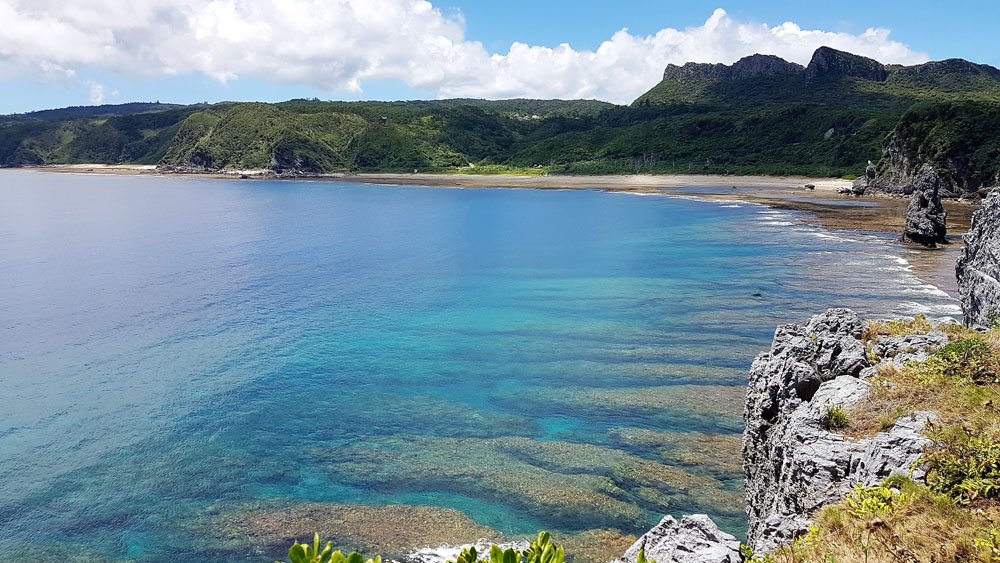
[
  {"left": 662, "top": 54, "right": 802, "bottom": 82},
  {"left": 805, "top": 46, "right": 888, "bottom": 81},
  {"left": 729, "top": 54, "right": 804, "bottom": 79},
  {"left": 661, "top": 62, "right": 730, "bottom": 81},
  {"left": 894, "top": 58, "right": 1000, "bottom": 80}
]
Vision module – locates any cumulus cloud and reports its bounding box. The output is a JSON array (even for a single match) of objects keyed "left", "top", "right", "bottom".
[
  {"left": 0, "top": 2, "right": 928, "bottom": 104},
  {"left": 88, "top": 82, "right": 107, "bottom": 104}
]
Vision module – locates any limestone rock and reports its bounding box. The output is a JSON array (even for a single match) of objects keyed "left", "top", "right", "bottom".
[
  {"left": 662, "top": 54, "right": 802, "bottom": 82},
  {"left": 743, "top": 309, "right": 936, "bottom": 554},
  {"left": 902, "top": 165, "right": 948, "bottom": 247},
  {"left": 869, "top": 331, "right": 948, "bottom": 366},
  {"left": 857, "top": 412, "right": 937, "bottom": 482},
  {"left": 618, "top": 515, "right": 740, "bottom": 563},
  {"left": 405, "top": 541, "right": 529, "bottom": 563},
  {"left": 957, "top": 191, "right": 1000, "bottom": 328},
  {"left": 805, "top": 47, "right": 887, "bottom": 81}
]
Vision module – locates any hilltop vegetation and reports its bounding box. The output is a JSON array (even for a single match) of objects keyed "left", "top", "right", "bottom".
[{"left": 2, "top": 47, "right": 1000, "bottom": 180}]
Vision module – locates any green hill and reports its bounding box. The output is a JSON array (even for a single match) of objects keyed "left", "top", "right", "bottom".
[{"left": 2, "top": 47, "right": 1000, "bottom": 185}]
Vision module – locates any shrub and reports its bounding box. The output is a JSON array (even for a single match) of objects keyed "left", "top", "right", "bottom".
[
  {"left": 923, "top": 432, "right": 1000, "bottom": 504},
  {"left": 279, "top": 534, "right": 382, "bottom": 563},
  {"left": 845, "top": 483, "right": 908, "bottom": 517},
  {"left": 822, "top": 405, "right": 849, "bottom": 430},
  {"left": 917, "top": 338, "right": 997, "bottom": 384},
  {"left": 279, "top": 532, "right": 577, "bottom": 563}
]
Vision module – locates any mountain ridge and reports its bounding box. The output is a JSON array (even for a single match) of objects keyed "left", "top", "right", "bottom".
[{"left": 3, "top": 47, "right": 1000, "bottom": 191}]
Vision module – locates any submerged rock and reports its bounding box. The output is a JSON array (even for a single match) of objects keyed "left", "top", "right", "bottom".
[
  {"left": 957, "top": 191, "right": 1000, "bottom": 328},
  {"left": 742, "top": 309, "right": 936, "bottom": 553},
  {"left": 902, "top": 165, "right": 948, "bottom": 247},
  {"left": 617, "top": 515, "right": 740, "bottom": 563}
]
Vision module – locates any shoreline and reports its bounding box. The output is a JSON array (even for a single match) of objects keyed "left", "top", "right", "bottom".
[{"left": 5, "top": 165, "right": 976, "bottom": 297}]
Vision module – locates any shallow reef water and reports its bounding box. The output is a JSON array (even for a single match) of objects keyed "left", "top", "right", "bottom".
[{"left": 0, "top": 172, "right": 960, "bottom": 562}]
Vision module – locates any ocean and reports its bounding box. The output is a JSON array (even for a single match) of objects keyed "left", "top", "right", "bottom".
[{"left": 0, "top": 171, "right": 960, "bottom": 562}]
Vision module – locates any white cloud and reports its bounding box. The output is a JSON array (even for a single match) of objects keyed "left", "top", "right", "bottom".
[
  {"left": 0, "top": 2, "right": 929, "bottom": 104},
  {"left": 88, "top": 82, "right": 107, "bottom": 105}
]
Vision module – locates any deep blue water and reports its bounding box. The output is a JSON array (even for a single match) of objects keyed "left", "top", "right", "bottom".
[{"left": 0, "top": 172, "right": 959, "bottom": 562}]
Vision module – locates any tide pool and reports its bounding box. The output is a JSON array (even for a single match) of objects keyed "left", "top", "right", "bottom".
[{"left": 0, "top": 172, "right": 959, "bottom": 562}]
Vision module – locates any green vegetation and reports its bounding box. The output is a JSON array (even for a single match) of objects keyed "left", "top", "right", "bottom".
[
  {"left": 821, "top": 405, "right": 849, "bottom": 431},
  {"left": 277, "top": 532, "right": 586, "bottom": 563},
  {"left": 882, "top": 100, "right": 1000, "bottom": 193},
  {"left": 280, "top": 534, "right": 382, "bottom": 563},
  {"left": 4, "top": 54, "right": 1000, "bottom": 179}
]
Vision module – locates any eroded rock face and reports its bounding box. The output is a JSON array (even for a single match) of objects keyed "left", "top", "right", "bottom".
[
  {"left": 743, "top": 309, "right": 938, "bottom": 553},
  {"left": 805, "top": 47, "right": 887, "bottom": 81},
  {"left": 618, "top": 515, "right": 740, "bottom": 563},
  {"left": 662, "top": 54, "right": 803, "bottom": 82},
  {"left": 957, "top": 191, "right": 1000, "bottom": 328},
  {"left": 902, "top": 165, "right": 948, "bottom": 247}
]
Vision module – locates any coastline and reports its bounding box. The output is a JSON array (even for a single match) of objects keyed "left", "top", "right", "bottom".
[{"left": 6, "top": 164, "right": 976, "bottom": 298}]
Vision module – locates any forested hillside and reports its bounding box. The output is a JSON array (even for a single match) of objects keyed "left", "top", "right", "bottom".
[{"left": 2, "top": 47, "right": 1000, "bottom": 182}]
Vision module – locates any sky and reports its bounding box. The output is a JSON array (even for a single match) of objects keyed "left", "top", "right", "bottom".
[{"left": 1, "top": 0, "right": 998, "bottom": 114}]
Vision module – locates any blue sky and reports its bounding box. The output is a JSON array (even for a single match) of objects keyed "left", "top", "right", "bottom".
[{"left": 1, "top": 1, "right": 997, "bottom": 114}]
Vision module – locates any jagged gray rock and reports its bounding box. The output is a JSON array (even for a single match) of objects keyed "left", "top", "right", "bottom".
[
  {"left": 902, "top": 165, "right": 948, "bottom": 247},
  {"left": 957, "top": 191, "right": 1000, "bottom": 328},
  {"left": 805, "top": 47, "right": 887, "bottom": 81},
  {"left": 618, "top": 515, "right": 740, "bottom": 563},
  {"left": 662, "top": 54, "right": 803, "bottom": 82},
  {"left": 405, "top": 541, "right": 529, "bottom": 563},
  {"left": 743, "top": 309, "right": 937, "bottom": 554},
  {"left": 869, "top": 331, "right": 948, "bottom": 366}
]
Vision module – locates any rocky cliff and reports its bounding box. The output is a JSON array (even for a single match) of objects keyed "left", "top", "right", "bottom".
[
  {"left": 957, "top": 191, "right": 1000, "bottom": 328},
  {"left": 661, "top": 54, "right": 803, "bottom": 82},
  {"left": 619, "top": 309, "right": 948, "bottom": 561},
  {"left": 742, "top": 309, "right": 939, "bottom": 553},
  {"left": 856, "top": 102, "right": 1000, "bottom": 197},
  {"left": 804, "top": 47, "right": 888, "bottom": 81}
]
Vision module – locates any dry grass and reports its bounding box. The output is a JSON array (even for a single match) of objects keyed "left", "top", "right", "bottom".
[
  {"left": 763, "top": 478, "right": 1000, "bottom": 562},
  {"left": 846, "top": 329, "right": 1000, "bottom": 439},
  {"left": 862, "top": 315, "right": 934, "bottom": 344}
]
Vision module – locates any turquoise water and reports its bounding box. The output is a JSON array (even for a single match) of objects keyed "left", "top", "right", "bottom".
[{"left": 0, "top": 172, "right": 959, "bottom": 562}]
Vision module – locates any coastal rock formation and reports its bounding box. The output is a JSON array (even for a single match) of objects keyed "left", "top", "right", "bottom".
[
  {"left": 662, "top": 54, "right": 803, "bottom": 82},
  {"left": 957, "top": 191, "right": 1000, "bottom": 328},
  {"left": 618, "top": 515, "right": 740, "bottom": 563},
  {"left": 742, "top": 309, "right": 937, "bottom": 553},
  {"left": 805, "top": 47, "right": 888, "bottom": 81},
  {"left": 901, "top": 165, "right": 948, "bottom": 247}
]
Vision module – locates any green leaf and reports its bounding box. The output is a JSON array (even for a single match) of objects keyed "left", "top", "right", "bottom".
[{"left": 289, "top": 543, "right": 308, "bottom": 563}]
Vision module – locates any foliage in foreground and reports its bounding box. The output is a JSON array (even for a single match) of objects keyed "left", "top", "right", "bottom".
[
  {"left": 279, "top": 534, "right": 382, "bottom": 563},
  {"left": 277, "top": 532, "right": 599, "bottom": 563}
]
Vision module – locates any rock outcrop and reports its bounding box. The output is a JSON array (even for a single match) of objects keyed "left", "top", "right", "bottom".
[
  {"left": 662, "top": 54, "right": 803, "bottom": 82},
  {"left": 618, "top": 515, "right": 740, "bottom": 563},
  {"left": 805, "top": 47, "right": 888, "bottom": 81},
  {"left": 742, "top": 309, "right": 939, "bottom": 553},
  {"left": 957, "top": 191, "right": 1000, "bottom": 328},
  {"left": 615, "top": 309, "right": 950, "bottom": 561},
  {"left": 901, "top": 165, "right": 948, "bottom": 247}
]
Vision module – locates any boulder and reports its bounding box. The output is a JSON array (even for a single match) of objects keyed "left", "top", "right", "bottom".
[
  {"left": 957, "top": 191, "right": 1000, "bottom": 328},
  {"left": 901, "top": 165, "right": 948, "bottom": 247},
  {"left": 618, "top": 515, "right": 740, "bottom": 563}
]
